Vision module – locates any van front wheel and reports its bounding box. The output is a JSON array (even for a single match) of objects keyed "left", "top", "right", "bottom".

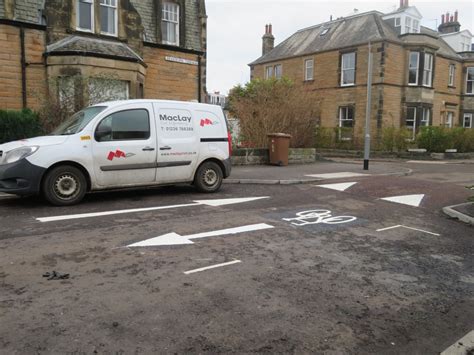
[
  {"left": 194, "top": 161, "right": 223, "bottom": 193},
  {"left": 42, "top": 165, "right": 87, "bottom": 206}
]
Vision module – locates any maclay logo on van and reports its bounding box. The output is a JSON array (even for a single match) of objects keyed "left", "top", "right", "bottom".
[
  {"left": 107, "top": 150, "right": 136, "bottom": 161},
  {"left": 200, "top": 118, "right": 220, "bottom": 127}
]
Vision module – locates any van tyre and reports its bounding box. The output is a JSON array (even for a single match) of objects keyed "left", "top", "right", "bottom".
[
  {"left": 42, "top": 165, "right": 87, "bottom": 206},
  {"left": 194, "top": 161, "right": 223, "bottom": 193}
]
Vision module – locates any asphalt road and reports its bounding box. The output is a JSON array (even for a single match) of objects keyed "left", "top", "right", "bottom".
[{"left": 0, "top": 169, "right": 473, "bottom": 354}]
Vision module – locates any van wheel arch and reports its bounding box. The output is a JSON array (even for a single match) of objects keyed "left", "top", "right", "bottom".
[{"left": 41, "top": 161, "right": 92, "bottom": 193}]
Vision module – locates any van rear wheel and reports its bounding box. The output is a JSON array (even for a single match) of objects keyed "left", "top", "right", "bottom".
[
  {"left": 42, "top": 165, "right": 87, "bottom": 206},
  {"left": 194, "top": 161, "right": 223, "bottom": 193}
]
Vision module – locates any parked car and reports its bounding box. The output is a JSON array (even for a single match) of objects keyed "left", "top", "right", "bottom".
[{"left": 0, "top": 100, "right": 232, "bottom": 205}]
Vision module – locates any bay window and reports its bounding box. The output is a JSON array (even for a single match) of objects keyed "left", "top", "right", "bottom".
[
  {"left": 463, "top": 113, "right": 473, "bottom": 128},
  {"left": 405, "top": 106, "right": 417, "bottom": 140},
  {"left": 162, "top": 2, "right": 180, "bottom": 46}
]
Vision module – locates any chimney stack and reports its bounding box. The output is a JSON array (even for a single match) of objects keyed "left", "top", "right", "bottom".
[
  {"left": 438, "top": 10, "right": 461, "bottom": 34},
  {"left": 262, "top": 23, "right": 275, "bottom": 56}
]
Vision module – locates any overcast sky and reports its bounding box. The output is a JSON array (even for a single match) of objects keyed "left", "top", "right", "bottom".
[{"left": 205, "top": 0, "right": 474, "bottom": 94}]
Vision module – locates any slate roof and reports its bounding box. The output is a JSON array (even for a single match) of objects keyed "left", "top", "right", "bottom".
[
  {"left": 250, "top": 12, "right": 400, "bottom": 65},
  {"left": 46, "top": 36, "right": 144, "bottom": 63},
  {"left": 250, "top": 11, "right": 462, "bottom": 65}
]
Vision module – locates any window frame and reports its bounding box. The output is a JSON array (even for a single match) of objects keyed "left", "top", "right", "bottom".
[
  {"left": 467, "top": 67, "right": 474, "bottom": 95},
  {"left": 265, "top": 65, "right": 274, "bottom": 79},
  {"left": 394, "top": 17, "right": 401, "bottom": 27},
  {"left": 422, "top": 53, "right": 433, "bottom": 87},
  {"left": 161, "top": 1, "right": 180, "bottom": 46},
  {"left": 405, "top": 17, "right": 412, "bottom": 33},
  {"left": 448, "top": 64, "right": 456, "bottom": 87},
  {"left": 274, "top": 64, "right": 282, "bottom": 79},
  {"left": 94, "top": 109, "right": 151, "bottom": 142},
  {"left": 340, "top": 52, "right": 356, "bottom": 87},
  {"left": 338, "top": 106, "right": 355, "bottom": 140},
  {"left": 408, "top": 51, "right": 420, "bottom": 86},
  {"left": 463, "top": 113, "right": 473, "bottom": 128},
  {"left": 420, "top": 107, "right": 431, "bottom": 127},
  {"left": 77, "top": 0, "right": 95, "bottom": 33},
  {"left": 99, "top": 0, "right": 118, "bottom": 36},
  {"left": 405, "top": 106, "right": 417, "bottom": 140},
  {"left": 304, "top": 58, "right": 314, "bottom": 81},
  {"left": 445, "top": 111, "right": 454, "bottom": 128}
]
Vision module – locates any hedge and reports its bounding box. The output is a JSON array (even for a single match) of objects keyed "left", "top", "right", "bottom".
[
  {"left": 417, "top": 127, "right": 474, "bottom": 153},
  {"left": 0, "top": 109, "right": 43, "bottom": 144}
]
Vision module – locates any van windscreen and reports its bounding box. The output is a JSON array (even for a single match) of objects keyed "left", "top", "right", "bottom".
[{"left": 51, "top": 106, "right": 107, "bottom": 136}]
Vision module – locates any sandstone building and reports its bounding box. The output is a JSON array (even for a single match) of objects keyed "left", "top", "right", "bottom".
[
  {"left": 0, "top": 0, "right": 207, "bottom": 111},
  {"left": 249, "top": 1, "right": 474, "bottom": 141}
]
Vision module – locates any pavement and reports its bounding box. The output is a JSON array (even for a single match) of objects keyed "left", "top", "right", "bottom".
[{"left": 226, "top": 160, "right": 412, "bottom": 185}]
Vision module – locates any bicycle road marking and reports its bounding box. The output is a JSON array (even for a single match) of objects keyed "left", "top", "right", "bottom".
[{"left": 282, "top": 210, "right": 357, "bottom": 226}]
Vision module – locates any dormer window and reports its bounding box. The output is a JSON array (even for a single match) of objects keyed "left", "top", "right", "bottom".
[
  {"left": 162, "top": 2, "right": 180, "bottom": 46},
  {"left": 405, "top": 17, "right": 412, "bottom": 33},
  {"left": 395, "top": 17, "right": 401, "bottom": 27},
  {"left": 77, "top": 0, "right": 94, "bottom": 32}
]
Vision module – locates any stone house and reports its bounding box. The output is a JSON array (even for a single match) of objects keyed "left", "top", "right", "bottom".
[
  {"left": 0, "top": 0, "right": 207, "bottom": 111},
  {"left": 249, "top": 0, "right": 474, "bottom": 142}
]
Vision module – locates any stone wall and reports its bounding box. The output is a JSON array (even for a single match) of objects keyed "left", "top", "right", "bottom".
[{"left": 231, "top": 148, "right": 317, "bottom": 165}]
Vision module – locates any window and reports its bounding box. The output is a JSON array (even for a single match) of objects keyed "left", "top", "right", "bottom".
[
  {"left": 77, "top": 0, "right": 94, "bottom": 32},
  {"left": 88, "top": 78, "right": 129, "bottom": 106},
  {"left": 320, "top": 28, "right": 329, "bottom": 36},
  {"left": 95, "top": 109, "right": 150, "bottom": 142},
  {"left": 463, "top": 113, "right": 473, "bottom": 128},
  {"left": 422, "top": 53, "right": 433, "bottom": 87},
  {"left": 394, "top": 17, "right": 401, "bottom": 27},
  {"left": 305, "top": 59, "right": 314, "bottom": 81},
  {"left": 448, "top": 64, "right": 456, "bottom": 87},
  {"left": 265, "top": 64, "right": 282, "bottom": 79},
  {"left": 406, "top": 107, "right": 417, "bottom": 140},
  {"left": 467, "top": 67, "right": 474, "bottom": 94},
  {"left": 162, "top": 2, "right": 179, "bottom": 45},
  {"left": 408, "top": 52, "right": 419, "bottom": 85},
  {"left": 265, "top": 66, "right": 273, "bottom": 79},
  {"left": 413, "top": 20, "right": 420, "bottom": 33},
  {"left": 274, "top": 64, "right": 282, "bottom": 79},
  {"left": 405, "top": 17, "right": 412, "bottom": 33},
  {"left": 100, "top": 0, "right": 117, "bottom": 35},
  {"left": 421, "top": 108, "right": 431, "bottom": 127},
  {"left": 445, "top": 112, "right": 454, "bottom": 128},
  {"left": 338, "top": 106, "right": 354, "bottom": 140},
  {"left": 341, "top": 52, "right": 356, "bottom": 86}
]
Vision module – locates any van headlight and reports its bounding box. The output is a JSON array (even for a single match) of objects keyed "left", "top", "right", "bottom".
[{"left": 3, "top": 146, "right": 39, "bottom": 165}]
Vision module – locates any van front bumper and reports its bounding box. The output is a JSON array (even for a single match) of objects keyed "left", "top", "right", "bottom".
[{"left": 0, "top": 159, "right": 45, "bottom": 195}]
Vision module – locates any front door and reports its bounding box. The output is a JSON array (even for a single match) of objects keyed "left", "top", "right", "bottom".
[
  {"left": 154, "top": 104, "right": 199, "bottom": 184},
  {"left": 92, "top": 103, "right": 157, "bottom": 187}
]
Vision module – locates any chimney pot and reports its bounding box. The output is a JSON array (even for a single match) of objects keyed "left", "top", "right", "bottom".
[
  {"left": 454, "top": 10, "right": 458, "bottom": 22},
  {"left": 450, "top": 15, "right": 454, "bottom": 22},
  {"left": 441, "top": 14, "right": 445, "bottom": 24},
  {"left": 269, "top": 24, "right": 272, "bottom": 34}
]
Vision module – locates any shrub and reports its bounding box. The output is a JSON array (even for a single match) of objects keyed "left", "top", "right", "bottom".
[
  {"left": 378, "top": 126, "right": 411, "bottom": 152},
  {"left": 228, "top": 78, "right": 321, "bottom": 148},
  {"left": 416, "top": 126, "right": 474, "bottom": 153},
  {"left": 0, "top": 109, "right": 43, "bottom": 144}
]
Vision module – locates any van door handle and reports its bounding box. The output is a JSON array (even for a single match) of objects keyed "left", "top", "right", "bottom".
[
  {"left": 160, "top": 146, "right": 172, "bottom": 151},
  {"left": 142, "top": 147, "right": 155, "bottom": 151}
]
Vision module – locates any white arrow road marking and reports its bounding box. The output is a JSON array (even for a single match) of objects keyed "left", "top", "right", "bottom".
[
  {"left": 315, "top": 182, "right": 358, "bottom": 192},
  {"left": 380, "top": 194, "right": 425, "bottom": 207},
  {"left": 127, "top": 223, "right": 274, "bottom": 247},
  {"left": 184, "top": 260, "right": 242, "bottom": 275},
  {"left": 36, "top": 196, "right": 270, "bottom": 223},
  {"left": 377, "top": 225, "right": 440, "bottom": 236},
  {"left": 441, "top": 330, "right": 474, "bottom": 355},
  {"left": 305, "top": 172, "right": 370, "bottom": 179}
]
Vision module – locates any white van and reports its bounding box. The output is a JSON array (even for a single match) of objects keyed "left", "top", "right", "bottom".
[{"left": 0, "top": 100, "right": 232, "bottom": 205}]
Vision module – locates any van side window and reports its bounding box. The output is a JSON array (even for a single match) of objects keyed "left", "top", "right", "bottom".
[{"left": 95, "top": 109, "right": 150, "bottom": 142}]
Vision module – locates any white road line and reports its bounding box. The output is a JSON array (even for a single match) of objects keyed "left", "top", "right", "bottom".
[
  {"left": 36, "top": 196, "right": 270, "bottom": 223},
  {"left": 380, "top": 194, "right": 425, "bottom": 207},
  {"left": 441, "top": 330, "right": 474, "bottom": 355},
  {"left": 315, "top": 182, "right": 358, "bottom": 192},
  {"left": 377, "top": 225, "right": 403, "bottom": 232},
  {"left": 37, "top": 203, "right": 200, "bottom": 223},
  {"left": 377, "top": 225, "right": 440, "bottom": 236},
  {"left": 407, "top": 160, "right": 448, "bottom": 164},
  {"left": 305, "top": 172, "right": 370, "bottom": 179},
  {"left": 184, "top": 260, "right": 242, "bottom": 275}
]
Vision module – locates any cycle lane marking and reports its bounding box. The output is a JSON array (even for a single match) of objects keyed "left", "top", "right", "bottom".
[
  {"left": 377, "top": 225, "right": 440, "bottom": 236},
  {"left": 184, "top": 260, "right": 242, "bottom": 275}
]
